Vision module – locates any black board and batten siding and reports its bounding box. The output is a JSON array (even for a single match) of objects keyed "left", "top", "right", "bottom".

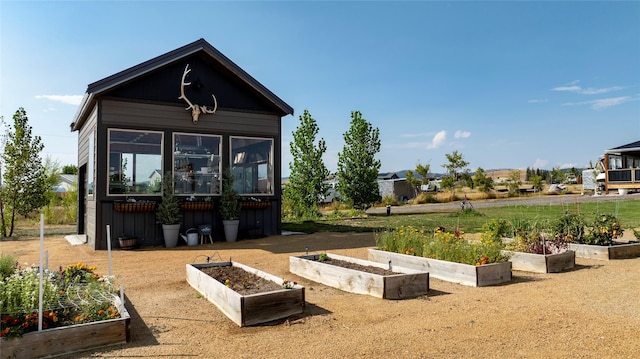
[
  {"left": 89, "top": 102, "right": 281, "bottom": 249},
  {"left": 73, "top": 39, "right": 292, "bottom": 250}
]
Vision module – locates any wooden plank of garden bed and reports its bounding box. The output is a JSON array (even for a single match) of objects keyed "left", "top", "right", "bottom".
[
  {"left": 0, "top": 296, "right": 130, "bottom": 359},
  {"left": 187, "top": 262, "right": 305, "bottom": 327},
  {"left": 186, "top": 262, "right": 243, "bottom": 326},
  {"left": 505, "top": 250, "right": 575, "bottom": 273},
  {"left": 569, "top": 242, "right": 640, "bottom": 260},
  {"left": 368, "top": 249, "right": 512, "bottom": 287},
  {"left": 242, "top": 289, "right": 306, "bottom": 326},
  {"left": 290, "top": 253, "right": 429, "bottom": 299}
]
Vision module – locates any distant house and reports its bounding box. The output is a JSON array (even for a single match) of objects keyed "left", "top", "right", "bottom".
[
  {"left": 149, "top": 169, "right": 162, "bottom": 188},
  {"left": 55, "top": 174, "right": 77, "bottom": 194},
  {"left": 602, "top": 140, "right": 640, "bottom": 194},
  {"left": 378, "top": 178, "right": 414, "bottom": 203},
  {"left": 377, "top": 172, "right": 399, "bottom": 180}
]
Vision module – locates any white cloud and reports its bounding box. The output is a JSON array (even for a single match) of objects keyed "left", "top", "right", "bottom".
[
  {"left": 528, "top": 99, "right": 548, "bottom": 103},
  {"left": 563, "top": 96, "right": 633, "bottom": 110},
  {"left": 35, "top": 95, "right": 83, "bottom": 106},
  {"left": 454, "top": 130, "right": 471, "bottom": 139},
  {"left": 552, "top": 85, "right": 582, "bottom": 93},
  {"left": 532, "top": 158, "right": 548, "bottom": 169},
  {"left": 428, "top": 130, "right": 447, "bottom": 149},
  {"left": 551, "top": 83, "right": 624, "bottom": 95}
]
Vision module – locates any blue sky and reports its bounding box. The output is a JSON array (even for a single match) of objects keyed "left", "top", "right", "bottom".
[{"left": 1, "top": 1, "right": 639, "bottom": 178}]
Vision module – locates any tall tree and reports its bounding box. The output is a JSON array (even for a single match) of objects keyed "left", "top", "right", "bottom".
[
  {"left": 62, "top": 164, "right": 78, "bottom": 175},
  {"left": 336, "top": 110, "right": 381, "bottom": 209},
  {"left": 284, "top": 109, "right": 330, "bottom": 217},
  {"left": 1, "top": 108, "right": 47, "bottom": 236}
]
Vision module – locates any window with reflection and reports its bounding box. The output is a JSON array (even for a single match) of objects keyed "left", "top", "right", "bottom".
[
  {"left": 174, "top": 133, "right": 222, "bottom": 195},
  {"left": 230, "top": 136, "right": 273, "bottom": 195},
  {"left": 108, "top": 130, "right": 163, "bottom": 195}
]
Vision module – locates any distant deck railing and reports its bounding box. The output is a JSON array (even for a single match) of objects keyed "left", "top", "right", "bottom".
[{"left": 608, "top": 168, "right": 640, "bottom": 183}]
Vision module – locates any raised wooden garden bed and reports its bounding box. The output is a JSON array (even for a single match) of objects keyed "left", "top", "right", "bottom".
[
  {"left": 289, "top": 253, "right": 429, "bottom": 299},
  {"left": 368, "top": 249, "right": 511, "bottom": 287},
  {"left": 0, "top": 296, "right": 130, "bottom": 359},
  {"left": 504, "top": 250, "right": 575, "bottom": 273},
  {"left": 186, "top": 262, "right": 305, "bottom": 327},
  {"left": 569, "top": 242, "right": 640, "bottom": 260}
]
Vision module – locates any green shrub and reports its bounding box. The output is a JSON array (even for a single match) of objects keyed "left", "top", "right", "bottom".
[
  {"left": 552, "top": 212, "right": 586, "bottom": 242},
  {"left": 0, "top": 254, "right": 17, "bottom": 280},
  {"left": 582, "top": 213, "right": 623, "bottom": 246},
  {"left": 375, "top": 225, "right": 508, "bottom": 266}
]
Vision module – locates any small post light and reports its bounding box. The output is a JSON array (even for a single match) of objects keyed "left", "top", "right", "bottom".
[
  {"left": 386, "top": 205, "right": 391, "bottom": 216},
  {"left": 305, "top": 247, "right": 309, "bottom": 255}
]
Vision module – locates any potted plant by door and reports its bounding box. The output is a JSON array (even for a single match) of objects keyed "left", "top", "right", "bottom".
[
  {"left": 157, "top": 172, "right": 182, "bottom": 248},
  {"left": 220, "top": 169, "right": 241, "bottom": 242}
]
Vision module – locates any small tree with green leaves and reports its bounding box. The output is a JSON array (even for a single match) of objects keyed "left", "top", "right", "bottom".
[
  {"left": 284, "top": 109, "right": 330, "bottom": 218},
  {"left": 473, "top": 167, "right": 494, "bottom": 194},
  {"left": 220, "top": 169, "right": 241, "bottom": 220},
  {"left": 336, "top": 111, "right": 381, "bottom": 209},
  {"left": 405, "top": 170, "right": 419, "bottom": 197},
  {"left": 156, "top": 172, "right": 181, "bottom": 225},
  {"left": 0, "top": 108, "right": 48, "bottom": 236},
  {"left": 531, "top": 175, "right": 545, "bottom": 193},
  {"left": 550, "top": 166, "right": 566, "bottom": 184},
  {"left": 506, "top": 170, "right": 522, "bottom": 196},
  {"left": 442, "top": 150, "right": 469, "bottom": 197}
]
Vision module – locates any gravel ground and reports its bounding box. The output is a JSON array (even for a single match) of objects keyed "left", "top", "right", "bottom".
[{"left": 2, "top": 229, "right": 639, "bottom": 358}]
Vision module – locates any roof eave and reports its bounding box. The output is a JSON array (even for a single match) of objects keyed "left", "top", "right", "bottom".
[{"left": 71, "top": 39, "right": 293, "bottom": 131}]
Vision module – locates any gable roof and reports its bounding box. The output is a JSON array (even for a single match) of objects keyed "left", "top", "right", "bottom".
[
  {"left": 606, "top": 140, "right": 640, "bottom": 154},
  {"left": 71, "top": 38, "right": 293, "bottom": 131}
]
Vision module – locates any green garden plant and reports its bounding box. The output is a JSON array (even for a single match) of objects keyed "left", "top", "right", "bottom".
[
  {"left": 375, "top": 225, "right": 508, "bottom": 266},
  {"left": 582, "top": 213, "right": 623, "bottom": 246},
  {"left": 0, "top": 261, "right": 119, "bottom": 338}
]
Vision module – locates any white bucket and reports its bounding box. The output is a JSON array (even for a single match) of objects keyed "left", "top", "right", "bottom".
[{"left": 618, "top": 188, "right": 629, "bottom": 195}]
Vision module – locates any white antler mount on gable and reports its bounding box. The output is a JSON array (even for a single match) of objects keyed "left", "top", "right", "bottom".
[{"left": 178, "top": 64, "right": 218, "bottom": 124}]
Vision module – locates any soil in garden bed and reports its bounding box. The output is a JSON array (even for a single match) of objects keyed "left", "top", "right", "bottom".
[
  {"left": 199, "top": 266, "right": 284, "bottom": 295},
  {"left": 319, "top": 257, "right": 397, "bottom": 276}
]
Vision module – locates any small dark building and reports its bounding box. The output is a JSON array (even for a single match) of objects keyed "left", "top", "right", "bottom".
[
  {"left": 71, "top": 39, "right": 293, "bottom": 249},
  {"left": 602, "top": 140, "right": 640, "bottom": 194}
]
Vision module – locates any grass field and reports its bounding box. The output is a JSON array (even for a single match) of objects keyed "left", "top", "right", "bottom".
[{"left": 283, "top": 198, "right": 639, "bottom": 235}]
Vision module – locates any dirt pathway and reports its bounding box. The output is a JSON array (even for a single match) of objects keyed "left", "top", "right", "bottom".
[{"left": 2, "top": 232, "right": 639, "bottom": 358}]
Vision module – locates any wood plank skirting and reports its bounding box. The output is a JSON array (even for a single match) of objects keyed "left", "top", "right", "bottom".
[
  {"left": 569, "top": 242, "right": 640, "bottom": 260},
  {"left": 289, "top": 253, "right": 430, "bottom": 299},
  {"left": 186, "top": 262, "right": 305, "bottom": 327},
  {"left": 368, "top": 249, "right": 512, "bottom": 287},
  {"left": 0, "top": 296, "right": 130, "bottom": 359},
  {"left": 504, "top": 250, "right": 575, "bottom": 273}
]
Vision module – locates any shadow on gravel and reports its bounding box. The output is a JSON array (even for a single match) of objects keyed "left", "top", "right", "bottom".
[
  {"left": 425, "top": 289, "right": 450, "bottom": 298},
  {"left": 255, "top": 302, "right": 333, "bottom": 327},
  {"left": 503, "top": 275, "right": 545, "bottom": 285},
  {"left": 567, "top": 263, "right": 604, "bottom": 272}
]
